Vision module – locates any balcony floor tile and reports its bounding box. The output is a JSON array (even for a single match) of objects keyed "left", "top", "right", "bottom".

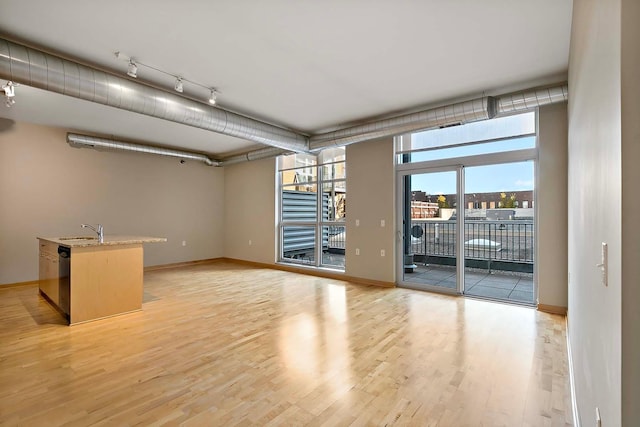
[
  {"left": 466, "top": 285, "right": 512, "bottom": 299},
  {"left": 508, "top": 290, "right": 534, "bottom": 303}
]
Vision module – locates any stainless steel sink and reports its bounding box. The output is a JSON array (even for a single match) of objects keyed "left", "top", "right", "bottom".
[{"left": 58, "top": 236, "right": 98, "bottom": 241}]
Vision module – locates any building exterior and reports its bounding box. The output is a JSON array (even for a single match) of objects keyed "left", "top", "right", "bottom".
[{"left": 412, "top": 190, "right": 534, "bottom": 210}]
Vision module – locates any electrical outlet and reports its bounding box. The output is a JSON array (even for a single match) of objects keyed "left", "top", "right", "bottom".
[
  {"left": 355, "top": 248, "right": 360, "bottom": 256},
  {"left": 355, "top": 219, "right": 360, "bottom": 227},
  {"left": 181, "top": 240, "right": 187, "bottom": 247},
  {"left": 248, "top": 240, "right": 252, "bottom": 246},
  {"left": 380, "top": 249, "right": 385, "bottom": 257},
  {"left": 380, "top": 219, "right": 385, "bottom": 227}
]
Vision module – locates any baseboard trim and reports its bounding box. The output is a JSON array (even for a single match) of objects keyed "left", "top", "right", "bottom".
[
  {"left": 222, "top": 258, "right": 395, "bottom": 288},
  {"left": 566, "top": 314, "right": 581, "bottom": 427},
  {"left": 342, "top": 275, "right": 395, "bottom": 288},
  {"left": 1, "top": 261, "right": 225, "bottom": 287},
  {"left": 144, "top": 258, "right": 223, "bottom": 272},
  {"left": 143, "top": 257, "right": 395, "bottom": 288},
  {"left": 0, "top": 280, "right": 39, "bottom": 288},
  {"left": 537, "top": 303, "right": 567, "bottom": 315}
]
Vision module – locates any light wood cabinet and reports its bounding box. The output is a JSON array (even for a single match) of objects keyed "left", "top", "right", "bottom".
[
  {"left": 69, "top": 244, "right": 143, "bottom": 324},
  {"left": 38, "top": 239, "right": 147, "bottom": 325}
]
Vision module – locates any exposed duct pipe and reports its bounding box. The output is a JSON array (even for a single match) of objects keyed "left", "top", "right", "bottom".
[
  {"left": 0, "top": 34, "right": 568, "bottom": 166},
  {"left": 0, "top": 37, "right": 309, "bottom": 153},
  {"left": 496, "top": 85, "right": 568, "bottom": 115},
  {"left": 220, "top": 146, "right": 290, "bottom": 166},
  {"left": 309, "top": 97, "right": 495, "bottom": 151},
  {"left": 67, "top": 133, "right": 218, "bottom": 166},
  {"left": 231, "top": 84, "right": 569, "bottom": 163},
  {"left": 67, "top": 84, "right": 568, "bottom": 167}
]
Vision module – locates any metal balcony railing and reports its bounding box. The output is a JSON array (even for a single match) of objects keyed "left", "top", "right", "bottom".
[
  {"left": 410, "top": 219, "right": 534, "bottom": 272},
  {"left": 327, "top": 225, "right": 346, "bottom": 250}
]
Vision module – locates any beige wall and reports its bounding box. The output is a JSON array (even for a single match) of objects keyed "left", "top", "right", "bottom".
[
  {"left": 345, "top": 138, "right": 395, "bottom": 283},
  {"left": 0, "top": 121, "right": 225, "bottom": 285},
  {"left": 568, "top": 0, "right": 623, "bottom": 425},
  {"left": 222, "top": 139, "right": 397, "bottom": 284},
  {"left": 537, "top": 103, "right": 568, "bottom": 309},
  {"left": 223, "top": 157, "right": 276, "bottom": 264},
  {"left": 621, "top": 0, "right": 640, "bottom": 423}
]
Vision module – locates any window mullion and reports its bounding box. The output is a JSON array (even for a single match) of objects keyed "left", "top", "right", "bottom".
[{"left": 316, "top": 163, "right": 322, "bottom": 267}]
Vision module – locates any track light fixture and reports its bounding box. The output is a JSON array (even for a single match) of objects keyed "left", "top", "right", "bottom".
[
  {"left": 127, "top": 60, "right": 138, "bottom": 78},
  {"left": 174, "top": 77, "right": 184, "bottom": 93},
  {"left": 114, "top": 51, "right": 220, "bottom": 105},
  {"left": 2, "top": 81, "right": 16, "bottom": 108}
]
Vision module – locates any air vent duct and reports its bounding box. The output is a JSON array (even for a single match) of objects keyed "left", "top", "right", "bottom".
[
  {"left": 0, "top": 37, "right": 309, "bottom": 153},
  {"left": 497, "top": 85, "right": 568, "bottom": 114},
  {"left": 309, "top": 97, "right": 496, "bottom": 151},
  {"left": 67, "top": 133, "right": 218, "bottom": 166},
  {"left": 220, "top": 146, "right": 291, "bottom": 166},
  {"left": 231, "top": 84, "right": 568, "bottom": 164}
]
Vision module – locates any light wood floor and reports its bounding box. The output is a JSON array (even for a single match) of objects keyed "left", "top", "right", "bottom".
[{"left": 0, "top": 261, "right": 572, "bottom": 426}]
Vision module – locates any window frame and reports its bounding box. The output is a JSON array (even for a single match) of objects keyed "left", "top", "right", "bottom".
[{"left": 277, "top": 150, "right": 346, "bottom": 270}]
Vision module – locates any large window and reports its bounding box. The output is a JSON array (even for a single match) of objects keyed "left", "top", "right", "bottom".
[
  {"left": 396, "top": 111, "right": 537, "bottom": 306},
  {"left": 397, "top": 112, "right": 536, "bottom": 163},
  {"left": 278, "top": 148, "right": 346, "bottom": 270}
]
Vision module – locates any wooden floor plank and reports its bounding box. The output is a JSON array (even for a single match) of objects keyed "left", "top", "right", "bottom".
[{"left": 0, "top": 261, "right": 572, "bottom": 425}]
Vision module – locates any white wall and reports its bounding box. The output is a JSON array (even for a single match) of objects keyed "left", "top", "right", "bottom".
[
  {"left": 568, "top": 0, "right": 622, "bottom": 425},
  {"left": 0, "top": 121, "right": 225, "bottom": 285},
  {"left": 537, "top": 102, "right": 568, "bottom": 309}
]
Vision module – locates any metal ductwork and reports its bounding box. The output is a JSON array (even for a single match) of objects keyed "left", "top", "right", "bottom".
[
  {"left": 220, "top": 146, "right": 290, "bottom": 166},
  {"left": 0, "top": 34, "right": 569, "bottom": 166},
  {"left": 309, "top": 97, "right": 495, "bottom": 151},
  {"left": 67, "top": 133, "right": 218, "bottom": 166},
  {"left": 232, "top": 84, "right": 569, "bottom": 163},
  {"left": 0, "top": 37, "right": 309, "bottom": 153},
  {"left": 496, "top": 85, "right": 568, "bottom": 115}
]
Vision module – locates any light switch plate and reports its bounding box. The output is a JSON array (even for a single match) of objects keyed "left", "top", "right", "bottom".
[{"left": 602, "top": 242, "right": 608, "bottom": 287}]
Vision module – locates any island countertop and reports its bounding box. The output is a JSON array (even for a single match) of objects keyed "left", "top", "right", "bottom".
[
  {"left": 37, "top": 234, "right": 166, "bottom": 324},
  {"left": 37, "top": 235, "right": 167, "bottom": 248}
]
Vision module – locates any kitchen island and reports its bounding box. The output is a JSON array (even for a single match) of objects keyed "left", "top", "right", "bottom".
[{"left": 37, "top": 235, "right": 166, "bottom": 325}]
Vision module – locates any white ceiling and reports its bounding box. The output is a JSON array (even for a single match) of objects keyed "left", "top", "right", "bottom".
[{"left": 0, "top": 0, "right": 573, "bottom": 158}]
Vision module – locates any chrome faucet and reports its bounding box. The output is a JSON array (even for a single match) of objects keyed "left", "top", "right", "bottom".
[{"left": 81, "top": 223, "right": 104, "bottom": 243}]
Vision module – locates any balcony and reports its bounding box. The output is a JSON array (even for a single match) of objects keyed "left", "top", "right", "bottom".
[
  {"left": 409, "top": 219, "right": 534, "bottom": 273},
  {"left": 406, "top": 219, "right": 534, "bottom": 304},
  {"left": 283, "top": 220, "right": 535, "bottom": 305}
]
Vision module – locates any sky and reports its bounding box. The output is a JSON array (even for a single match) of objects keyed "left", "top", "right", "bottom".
[
  {"left": 410, "top": 161, "right": 534, "bottom": 195},
  {"left": 406, "top": 113, "right": 536, "bottom": 195}
]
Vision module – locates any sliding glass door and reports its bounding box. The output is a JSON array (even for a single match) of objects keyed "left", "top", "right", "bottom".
[
  {"left": 463, "top": 162, "right": 535, "bottom": 304},
  {"left": 396, "top": 111, "right": 537, "bottom": 305},
  {"left": 397, "top": 160, "right": 536, "bottom": 305},
  {"left": 398, "top": 167, "right": 464, "bottom": 294}
]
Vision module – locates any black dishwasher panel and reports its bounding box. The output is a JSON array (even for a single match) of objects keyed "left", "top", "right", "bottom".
[{"left": 58, "top": 246, "right": 71, "bottom": 315}]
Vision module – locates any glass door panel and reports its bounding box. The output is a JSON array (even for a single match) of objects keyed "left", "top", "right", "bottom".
[
  {"left": 400, "top": 169, "right": 461, "bottom": 293},
  {"left": 463, "top": 162, "right": 535, "bottom": 305}
]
